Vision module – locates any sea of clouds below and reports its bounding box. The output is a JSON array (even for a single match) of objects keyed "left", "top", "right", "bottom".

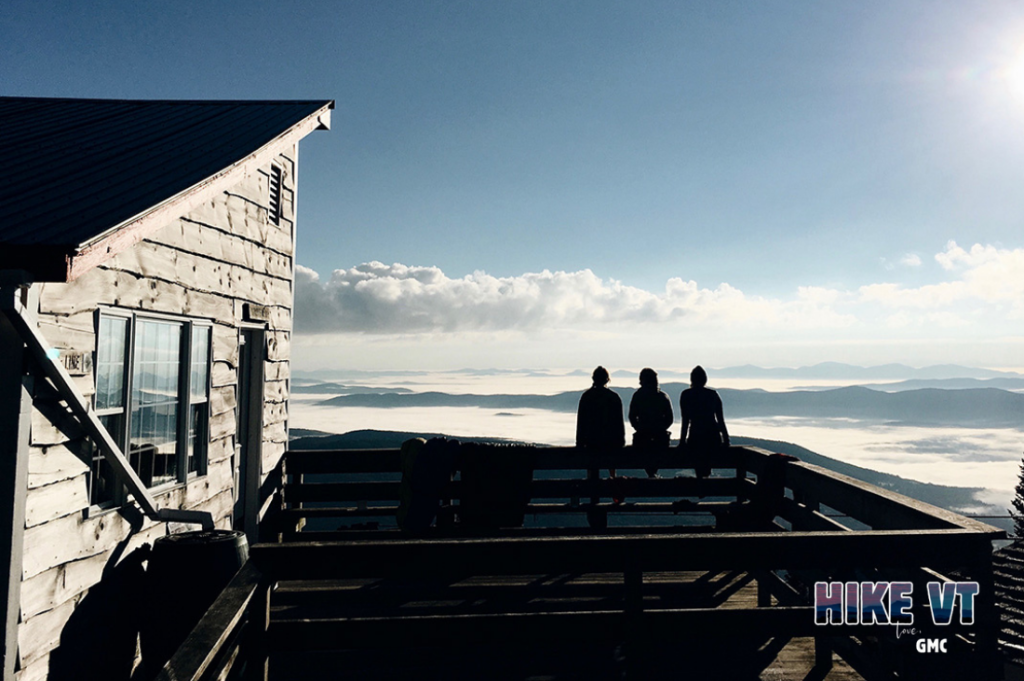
[{"left": 288, "top": 371, "right": 1024, "bottom": 511}]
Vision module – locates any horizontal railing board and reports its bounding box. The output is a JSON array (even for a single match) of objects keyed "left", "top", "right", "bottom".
[
  {"left": 782, "top": 461, "right": 997, "bottom": 532},
  {"left": 285, "top": 476, "right": 742, "bottom": 503},
  {"left": 290, "top": 525, "right": 722, "bottom": 544},
  {"left": 252, "top": 529, "right": 988, "bottom": 581},
  {"left": 286, "top": 449, "right": 402, "bottom": 474},
  {"left": 736, "top": 447, "right": 1004, "bottom": 535},
  {"left": 277, "top": 500, "right": 734, "bottom": 521},
  {"left": 777, "top": 496, "right": 852, "bottom": 533},
  {"left": 153, "top": 561, "right": 263, "bottom": 681},
  {"left": 267, "top": 606, "right": 816, "bottom": 651},
  {"left": 284, "top": 446, "right": 745, "bottom": 475},
  {"left": 271, "top": 573, "right": 725, "bottom": 611}
]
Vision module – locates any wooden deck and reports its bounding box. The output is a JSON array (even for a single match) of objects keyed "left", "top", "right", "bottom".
[
  {"left": 266, "top": 570, "right": 864, "bottom": 680},
  {"left": 151, "top": 445, "right": 1004, "bottom": 681}
]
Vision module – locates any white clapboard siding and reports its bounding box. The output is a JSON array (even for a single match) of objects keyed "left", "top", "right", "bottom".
[
  {"left": 20, "top": 553, "right": 108, "bottom": 620},
  {"left": 20, "top": 149, "right": 298, "bottom": 669},
  {"left": 28, "top": 444, "right": 89, "bottom": 489},
  {"left": 15, "top": 653, "right": 50, "bottom": 681},
  {"left": 210, "top": 384, "right": 238, "bottom": 417},
  {"left": 24, "top": 476, "right": 89, "bottom": 528}
]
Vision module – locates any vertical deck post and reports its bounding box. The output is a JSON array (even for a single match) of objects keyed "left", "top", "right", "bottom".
[
  {"left": 243, "top": 578, "right": 271, "bottom": 681},
  {"left": 623, "top": 560, "right": 644, "bottom": 680},
  {"left": 756, "top": 571, "right": 772, "bottom": 607},
  {"left": 0, "top": 283, "right": 34, "bottom": 681},
  {"left": 274, "top": 455, "right": 288, "bottom": 543},
  {"left": 814, "top": 635, "right": 833, "bottom": 671},
  {"left": 734, "top": 449, "right": 748, "bottom": 503}
]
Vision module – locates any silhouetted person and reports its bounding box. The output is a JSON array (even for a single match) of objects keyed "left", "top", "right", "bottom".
[
  {"left": 679, "top": 365, "right": 730, "bottom": 480},
  {"left": 576, "top": 366, "right": 625, "bottom": 470},
  {"left": 577, "top": 366, "right": 625, "bottom": 524},
  {"left": 629, "top": 368, "right": 673, "bottom": 478}
]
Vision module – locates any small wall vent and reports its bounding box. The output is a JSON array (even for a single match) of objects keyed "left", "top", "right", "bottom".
[{"left": 269, "top": 165, "right": 283, "bottom": 225}]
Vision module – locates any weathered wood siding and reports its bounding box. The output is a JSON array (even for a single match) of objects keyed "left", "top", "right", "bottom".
[{"left": 16, "top": 148, "right": 298, "bottom": 679}]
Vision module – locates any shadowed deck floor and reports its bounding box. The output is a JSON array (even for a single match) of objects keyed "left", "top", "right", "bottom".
[{"left": 266, "top": 570, "right": 864, "bottom": 680}]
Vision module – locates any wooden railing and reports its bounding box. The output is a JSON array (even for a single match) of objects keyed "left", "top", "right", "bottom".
[
  {"left": 273, "top": 445, "right": 752, "bottom": 536},
  {"left": 161, "top": 444, "right": 1005, "bottom": 680},
  {"left": 152, "top": 561, "right": 269, "bottom": 681}
]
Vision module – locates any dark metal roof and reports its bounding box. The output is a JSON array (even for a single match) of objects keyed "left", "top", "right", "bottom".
[{"left": 0, "top": 97, "right": 333, "bottom": 280}]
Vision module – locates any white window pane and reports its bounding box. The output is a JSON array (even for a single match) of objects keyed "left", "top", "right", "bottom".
[
  {"left": 130, "top": 319, "right": 182, "bottom": 486},
  {"left": 191, "top": 326, "right": 210, "bottom": 401},
  {"left": 96, "top": 316, "right": 127, "bottom": 411}
]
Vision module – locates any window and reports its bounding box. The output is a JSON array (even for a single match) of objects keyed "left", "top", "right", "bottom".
[
  {"left": 91, "top": 315, "right": 129, "bottom": 507},
  {"left": 188, "top": 325, "right": 211, "bottom": 475},
  {"left": 268, "top": 164, "right": 283, "bottom": 225},
  {"left": 89, "top": 311, "right": 212, "bottom": 507}
]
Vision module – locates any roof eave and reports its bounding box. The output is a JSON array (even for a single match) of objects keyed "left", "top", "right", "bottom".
[{"left": 57, "top": 100, "right": 333, "bottom": 283}]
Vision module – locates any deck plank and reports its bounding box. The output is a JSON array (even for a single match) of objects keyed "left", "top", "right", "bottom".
[{"left": 267, "top": 570, "right": 863, "bottom": 680}]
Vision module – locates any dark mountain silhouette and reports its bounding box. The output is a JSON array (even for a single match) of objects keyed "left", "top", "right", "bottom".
[
  {"left": 292, "top": 382, "right": 414, "bottom": 395},
  {"left": 286, "top": 429, "right": 994, "bottom": 519},
  {"left": 290, "top": 428, "right": 532, "bottom": 449},
  {"left": 715, "top": 386, "right": 1023, "bottom": 426},
  {"left": 318, "top": 385, "right": 1024, "bottom": 428},
  {"left": 318, "top": 390, "right": 581, "bottom": 411}
]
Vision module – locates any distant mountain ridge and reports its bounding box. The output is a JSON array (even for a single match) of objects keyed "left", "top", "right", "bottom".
[
  {"left": 709, "top": 362, "right": 1023, "bottom": 380},
  {"left": 295, "top": 363, "right": 1023, "bottom": 382},
  {"left": 292, "top": 382, "right": 414, "bottom": 395},
  {"left": 794, "top": 377, "right": 1024, "bottom": 392},
  {"left": 290, "top": 428, "right": 533, "bottom": 449},
  {"left": 318, "top": 384, "right": 1024, "bottom": 428}
]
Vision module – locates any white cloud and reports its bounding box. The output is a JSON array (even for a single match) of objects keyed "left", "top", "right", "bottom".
[
  {"left": 796, "top": 286, "right": 842, "bottom": 306},
  {"left": 858, "top": 281, "right": 968, "bottom": 308},
  {"left": 864, "top": 242, "right": 1024, "bottom": 313},
  {"left": 293, "top": 242, "right": 1023, "bottom": 368},
  {"left": 900, "top": 253, "right": 922, "bottom": 267},
  {"left": 294, "top": 262, "right": 854, "bottom": 334}
]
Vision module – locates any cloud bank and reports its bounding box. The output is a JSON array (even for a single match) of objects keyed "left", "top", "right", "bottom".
[
  {"left": 294, "top": 262, "right": 853, "bottom": 334},
  {"left": 293, "top": 242, "right": 1023, "bottom": 349}
]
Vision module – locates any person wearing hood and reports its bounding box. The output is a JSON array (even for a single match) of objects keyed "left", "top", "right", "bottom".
[{"left": 628, "top": 367, "right": 673, "bottom": 478}]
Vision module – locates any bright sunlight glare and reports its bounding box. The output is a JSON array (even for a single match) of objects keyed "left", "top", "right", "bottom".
[{"left": 1001, "top": 45, "right": 1024, "bottom": 104}]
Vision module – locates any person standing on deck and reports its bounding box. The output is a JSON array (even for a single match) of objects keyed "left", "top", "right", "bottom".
[
  {"left": 575, "top": 366, "right": 625, "bottom": 476},
  {"left": 628, "top": 368, "right": 673, "bottom": 478},
  {"left": 576, "top": 366, "right": 625, "bottom": 524},
  {"left": 679, "top": 365, "right": 730, "bottom": 480}
]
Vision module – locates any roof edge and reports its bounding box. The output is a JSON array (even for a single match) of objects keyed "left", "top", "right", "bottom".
[{"left": 60, "top": 100, "right": 334, "bottom": 282}]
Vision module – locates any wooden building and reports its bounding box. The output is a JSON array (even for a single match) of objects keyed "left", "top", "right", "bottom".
[{"left": 0, "top": 97, "right": 332, "bottom": 681}]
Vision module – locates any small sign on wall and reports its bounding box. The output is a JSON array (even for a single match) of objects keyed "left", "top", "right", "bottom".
[{"left": 62, "top": 351, "right": 93, "bottom": 376}]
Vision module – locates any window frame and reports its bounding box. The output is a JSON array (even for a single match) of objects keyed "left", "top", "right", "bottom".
[{"left": 90, "top": 308, "right": 213, "bottom": 510}]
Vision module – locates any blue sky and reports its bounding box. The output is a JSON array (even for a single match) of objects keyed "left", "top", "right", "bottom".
[{"left": 5, "top": 1, "right": 1024, "bottom": 370}]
